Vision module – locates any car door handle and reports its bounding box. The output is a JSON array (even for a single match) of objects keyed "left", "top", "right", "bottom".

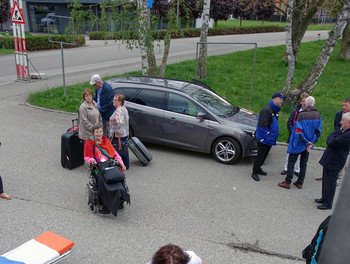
[
  {"left": 169, "top": 117, "right": 176, "bottom": 123},
  {"left": 129, "top": 109, "right": 137, "bottom": 114}
]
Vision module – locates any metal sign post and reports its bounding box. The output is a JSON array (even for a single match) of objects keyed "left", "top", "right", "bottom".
[
  {"left": 10, "top": 0, "right": 29, "bottom": 81},
  {"left": 47, "top": 15, "right": 75, "bottom": 96}
]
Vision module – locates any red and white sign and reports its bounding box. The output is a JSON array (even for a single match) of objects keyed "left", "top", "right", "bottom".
[{"left": 11, "top": 1, "right": 25, "bottom": 24}]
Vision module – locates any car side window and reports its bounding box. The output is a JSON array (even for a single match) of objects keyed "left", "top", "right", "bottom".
[
  {"left": 113, "top": 88, "right": 139, "bottom": 101},
  {"left": 130, "top": 89, "right": 165, "bottom": 109},
  {"left": 167, "top": 93, "right": 205, "bottom": 117}
]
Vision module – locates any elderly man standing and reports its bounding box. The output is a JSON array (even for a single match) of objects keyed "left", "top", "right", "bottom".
[
  {"left": 315, "top": 112, "right": 350, "bottom": 210},
  {"left": 90, "top": 74, "right": 114, "bottom": 136},
  {"left": 251, "top": 92, "right": 286, "bottom": 182},
  {"left": 278, "top": 96, "right": 322, "bottom": 189}
]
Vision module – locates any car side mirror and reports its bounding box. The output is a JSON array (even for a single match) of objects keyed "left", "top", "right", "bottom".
[{"left": 196, "top": 112, "right": 206, "bottom": 121}]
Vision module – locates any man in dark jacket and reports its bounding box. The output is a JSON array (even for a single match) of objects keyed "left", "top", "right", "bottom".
[
  {"left": 90, "top": 74, "right": 114, "bottom": 136},
  {"left": 333, "top": 98, "right": 350, "bottom": 184},
  {"left": 251, "top": 92, "right": 285, "bottom": 181},
  {"left": 315, "top": 112, "right": 350, "bottom": 210},
  {"left": 278, "top": 96, "right": 322, "bottom": 189}
]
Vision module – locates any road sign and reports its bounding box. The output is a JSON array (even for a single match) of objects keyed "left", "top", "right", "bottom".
[
  {"left": 11, "top": 1, "right": 25, "bottom": 24},
  {"left": 147, "top": 0, "right": 153, "bottom": 8}
]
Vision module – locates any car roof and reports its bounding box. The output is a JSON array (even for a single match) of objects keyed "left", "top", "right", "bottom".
[{"left": 109, "top": 76, "right": 212, "bottom": 96}]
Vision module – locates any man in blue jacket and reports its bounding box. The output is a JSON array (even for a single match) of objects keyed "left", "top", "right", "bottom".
[
  {"left": 251, "top": 92, "right": 285, "bottom": 181},
  {"left": 315, "top": 112, "right": 350, "bottom": 210},
  {"left": 278, "top": 96, "right": 321, "bottom": 189},
  {"left": 90, "top": 74, "right": 114, "bottom": 136}
]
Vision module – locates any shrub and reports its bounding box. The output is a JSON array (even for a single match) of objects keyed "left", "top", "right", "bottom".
[
  {"left": 88, "top": 26, "right": 284, "bottom": 40},
  {"left": 0, "top": 35, "right": 85, "bottom": 51}
]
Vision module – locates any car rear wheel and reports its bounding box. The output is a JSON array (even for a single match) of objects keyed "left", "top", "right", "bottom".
[{"left": 212, "top": 137, "right": 242, "bottom": 164}]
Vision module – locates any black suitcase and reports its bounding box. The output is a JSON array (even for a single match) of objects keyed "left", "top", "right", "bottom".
[
  {"left": 61, "top": 119, "right": 84, "bottom": 170},
  {"left": 128, "top": 137, "right": 152, "bottom": 166}
]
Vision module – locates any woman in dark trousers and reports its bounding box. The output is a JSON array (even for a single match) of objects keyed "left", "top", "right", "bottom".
[
  {"left": 0, "top": 142, "right": 11, "bottom": 200},
  {"left": 109, "top": 94, "right": 130, "bottom": 169}
]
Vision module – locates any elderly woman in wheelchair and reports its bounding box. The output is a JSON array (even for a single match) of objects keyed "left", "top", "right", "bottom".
[{"left": 84, "top": 124, "right": 130, "bottom": 216}]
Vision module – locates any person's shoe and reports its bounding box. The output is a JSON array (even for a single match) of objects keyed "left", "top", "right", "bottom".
[
  {"left": 251, "top": 173, "right": 260, "bottom": 181},
  {"left": 317, "top": 204, "right": 332, "bottom": 210},
  {"left": 258, "top": 169, "right": 267, "bottom": 176},
  {"left": 278, "top": 181, "right": 291, "bottom": 189},
  {"left": 294, "top": 172, "right": 300, "bottom": 177},
  {"left": 98, "top": 207, "right": 110, "bottom": 214},
  {"left": 315, "top": 177, "right": 322, "bottom": 181},
  {"left": 336, "top": 179, "right": 341, "bottom": 186},
  {"left": 118, "top": 203, "right": 124, "bottom": 211},
  {"left": 280, "top": 170, "right": 287, "bottom": 175},
  {"left": 315, "top": 198, "right": 324, "bottom": 204},
  {"left": 293, "top": 181, "right": 302, "bottom": 189}
]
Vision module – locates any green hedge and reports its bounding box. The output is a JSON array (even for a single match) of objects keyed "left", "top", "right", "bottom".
[
  {"left": 0, "top": 35, "right": 85, "bottom": 51},
  {"left": 89, "top": 26, "right": 284, "bottom": 40}
]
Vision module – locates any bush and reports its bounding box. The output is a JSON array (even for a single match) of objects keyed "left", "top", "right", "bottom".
[
  {"left": 0, "top": 35, "right": 85, "bottom": 51},
  {"left": 88, "top": 26, "right": 284, "bottom": 40}
]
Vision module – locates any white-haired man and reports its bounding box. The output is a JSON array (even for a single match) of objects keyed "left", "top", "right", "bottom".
[
  {"left": 315, "top": 112, "right": 350, "bottom": 210},
  {"left": 90, "top": 74, "right": 114, "bottom": 136},
  {"left": 278, "top": 96, "right": 322, "bottom": 189}
]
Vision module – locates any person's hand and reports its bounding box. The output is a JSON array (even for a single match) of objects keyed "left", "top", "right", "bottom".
[
  {"left": 307, "top": 142, "right": 313, "bottom": 152},
  {"left": 91, "top": 159, "right": 97, "bottom": 164},
  {"left": 121, "top": 165, "right": 126, "bottom": 171}
]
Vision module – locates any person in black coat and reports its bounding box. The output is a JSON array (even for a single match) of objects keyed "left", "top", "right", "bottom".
[
  {"left": 315, "top": 112, "right": 350, "bottom": 210},
  {"left": 302, "top": 215, "right": 331, "bottom": 264}
]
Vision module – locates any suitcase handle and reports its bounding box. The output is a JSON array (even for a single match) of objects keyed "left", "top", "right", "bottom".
[{"left": 67, "top": 118, "right": 79, "bottom": 132}]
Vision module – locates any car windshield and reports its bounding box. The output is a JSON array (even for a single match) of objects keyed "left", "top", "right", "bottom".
[{"left": 191, "top": 89, "right": 239, "bottom": 118}]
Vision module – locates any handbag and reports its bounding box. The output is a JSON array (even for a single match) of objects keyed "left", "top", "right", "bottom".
[
  {"left": 97, "top": 161, "right": 125, "bottom": 183},
  {"left": 91, "top": 143, "right": 125, "bottom": 183}
]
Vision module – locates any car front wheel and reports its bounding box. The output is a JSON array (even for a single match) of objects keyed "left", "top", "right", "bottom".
[{"left": 212, "top": 137, "right": 242, "bottom": 164}]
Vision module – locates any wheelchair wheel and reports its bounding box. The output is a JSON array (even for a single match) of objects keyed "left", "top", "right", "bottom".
[
  {"left": 89, "top": 203, "right": 97, "bottom": 213},
  {"left": 86, "top": 183, "right": 93, "bottom": 205}
]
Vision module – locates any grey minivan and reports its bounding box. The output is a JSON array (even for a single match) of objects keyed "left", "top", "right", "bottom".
[{"left": 108, "top": 76, "right": 258, "bottom": 164}]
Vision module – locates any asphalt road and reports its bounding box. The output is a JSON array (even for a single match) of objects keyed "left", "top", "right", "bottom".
[{"left": 0, "top": 31, "right": 335, "bottom": 263}]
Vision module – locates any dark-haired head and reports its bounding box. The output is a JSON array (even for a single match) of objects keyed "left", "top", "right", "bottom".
[{"left": 151, "top": 244, "right": 190, "bottom": 264}]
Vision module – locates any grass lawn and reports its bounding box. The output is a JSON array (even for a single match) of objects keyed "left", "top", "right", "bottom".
[
  {"left": 0, "top": 48, "right": 14, "bottom": 55},
  {"left": 29, "top": 39, "right": 349, "bottom": 148}
]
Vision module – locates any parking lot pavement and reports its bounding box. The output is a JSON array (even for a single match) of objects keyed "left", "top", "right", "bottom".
[{"left": 0, "top": 95, "right": 333, "bottom": 263}]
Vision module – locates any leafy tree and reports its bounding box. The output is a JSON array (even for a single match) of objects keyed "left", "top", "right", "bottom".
[
  {"left": 0, "top": 0, "right": 11, "bottom": 24},
  {"left": 255, "top": 0, "right": 275, "bottom": 24},
  {"left": 210, "top": 0, "right": 235, "bottom": 27},
  {"left": 178, "top": 0, "right": 204, "bottom": 26},
  {"left": 282, "top": 0, "right": 327, "bottom": 62},
  {"left": 289, "top": 0, "right": 350, "bottom": 103},
  {"left": 232, "top": 0, "right": 255, "bottom": 27}
]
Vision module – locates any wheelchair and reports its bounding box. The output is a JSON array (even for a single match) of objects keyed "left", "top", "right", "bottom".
[{"left": 86, "top": 163, "right": 130, "bottom": 214}]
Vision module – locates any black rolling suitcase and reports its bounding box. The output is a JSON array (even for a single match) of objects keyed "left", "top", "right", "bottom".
[
  {"left": 128, "top": 137, "right": 152, "bottom": 166},
  {"left": 61, "top": 119, "right": 84, "bottom": 170}
]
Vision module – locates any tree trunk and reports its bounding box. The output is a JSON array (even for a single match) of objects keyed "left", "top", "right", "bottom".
[
  {"left": 282, "top": 0, "right": 296, "bottom": 96},
  {"left": 146, "top": 8, "right": 158, "bottom": 77},
  {"left": 147, "top": 47, "right": 158, "bottom": 76},
  {"left": 283, "top": 0, "right": 326, "bottom": 62},
  {"left": 160, "top": 35, "right": 171, "bottom": 77},
  {"left": 296, "top": 0, "right": 350, "bottom": 98},
  {"left": 197, "top": 0, "right": 211, "bottom": 79},
  {"left": 338, "top": 22, "right": 350, "bottom": 59},
  {"left": 137, "top": 0, "right": 149, "bottom": 76}
]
